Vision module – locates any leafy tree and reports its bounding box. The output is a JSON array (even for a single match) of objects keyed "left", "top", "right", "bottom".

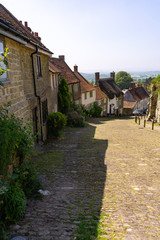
[
  {"left": 0, "top": 48, "right": 9, "bottom": 86},
  {"left": 115, "top": 71, "right": 133, "bottom": 90},
  {"left": 58, "top": 78, "right": 71, "bottom": 114},
  {"left": 90, "top": 79, "right": 95, "bottom": 86}
]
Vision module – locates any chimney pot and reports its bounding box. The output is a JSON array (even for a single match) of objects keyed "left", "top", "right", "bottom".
[
  {"left": 59, "top": 55, "right": 65, "bottom": 61},
  {"left": 74, "top": 65, "right": 78, "bottom": 72},
  {"left": 19, "top": 20, "right": 22, "bottom": 24},
  {"left": 24, "top": 21, "right": 28, "bottom": 27},
  {"left": 35, "top": 32, "right": 39, "bottom": 37},
  {"left": 131, "top": 81, "right": 135, "bottom": 89},
  {"left": 95, "top": 72, "right": 100, "bottom": 86},
  {"left": 110, "top": 71, "right": 115, "bottom": 80}
]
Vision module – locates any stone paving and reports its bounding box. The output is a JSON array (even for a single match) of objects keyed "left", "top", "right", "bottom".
[{"left": 8, "top": 117, "right": 160, "bottom": 240}]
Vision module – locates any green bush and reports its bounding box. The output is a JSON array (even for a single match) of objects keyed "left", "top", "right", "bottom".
[
  {"left": 67, "top": 111, "right": 85, "bottom": 127},
  {"left": 58, "top": 78, "right": 71, "bottom": 114},
  {"left": 47, "top": 112, "right": 67, "bottom": 137},
  {"left": 13, "top": 163, "right": 42, "bottom": 198},
  {"left": 89, "top": 102, "right": 102, "bottom": 117},
  {"left": 4, "top": 184, "right": 26, "bottom": 222},
  {"left": 0, "top": 107, "right": 34, "bottom": 174}
]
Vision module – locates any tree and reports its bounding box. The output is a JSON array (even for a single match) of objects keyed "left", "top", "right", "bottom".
[
  {"left": 115, "top": 71, "right": 133, "bottom": 90},
  {"left": 58, "top": 78, "right": 71, "bottom": 114},
  {"left": 0, "top": 48, "right": 9, "bottom": 86}
]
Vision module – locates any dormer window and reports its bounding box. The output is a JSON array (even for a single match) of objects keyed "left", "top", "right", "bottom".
[{"left": 36, "top": 55, "right": 42, "bottom": 77}]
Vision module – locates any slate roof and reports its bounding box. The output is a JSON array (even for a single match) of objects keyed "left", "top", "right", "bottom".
[
  {"left": 74, "top": 71, "right": 95, "bottom": 93},
  {"left": 98, "top": 78, "right": 122, "bottom": 99},
  {"left": 0, "top": 4, "right": 52, "bottom": 53},
  {"left": 49, "top": 57, "right": 80, "bottom": 85},
  {"left": 95, "top": 85, "right": 108, "bottom": 100}
]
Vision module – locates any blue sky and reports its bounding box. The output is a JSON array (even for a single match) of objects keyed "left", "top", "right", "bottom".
[{"left": 1, "top": 0, "right": 160, "bottom": 73}]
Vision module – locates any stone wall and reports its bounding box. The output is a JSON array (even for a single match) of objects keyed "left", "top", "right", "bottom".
[{"left": 0, "top": 36, "right": 53, "bottom": 141}]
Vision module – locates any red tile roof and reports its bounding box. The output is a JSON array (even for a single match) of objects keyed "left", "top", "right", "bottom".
[
  {"left": 0, "top": 4, "right": 52, "bottom": 53},
  {"left": 74, "top": 71, "right": 95, "bottom": 93},
  {"left": 49, "top": 61, "right": 61, "bottom": 73},
  {"left": 49, "top": 57, "right": 80, "bottom": 85},
  {"left": 123, "top": 101, "right": 136, "bottom": 109},
  {"left": 95, "top": 86, "right": 108, "bottom": 100}
]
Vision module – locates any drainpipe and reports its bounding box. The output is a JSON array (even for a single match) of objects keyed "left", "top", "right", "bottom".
[{"left": 31, "top": 46, "right": 43, "bottom": 142}]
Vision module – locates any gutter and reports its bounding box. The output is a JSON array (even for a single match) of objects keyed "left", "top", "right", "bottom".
[{"left": 31, "top": 45, "right": 43, "bottom": 142}]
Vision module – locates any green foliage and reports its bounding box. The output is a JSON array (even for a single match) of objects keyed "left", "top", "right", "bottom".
[
  {"left": 47, "top": 112, "right": 67, "bottom": 137},
  {"left": 115, "top": 71, "right": 133, "bottom": 90},
  {"left": 89, "top": 102, "right": 102, "bottom": 117},
  {"left": 151, "top": 75, "right": 160, "bottom": 96},
  {"left": 58, "top": 78, "right": 71, "bottom": 114},
  {"left": 4, "top": 183, "right": 26, "bottom": 222},
  {"left": 0, "top": 48, "right": 9, "bottom": 86},
  {"left": 0, "top": 106, "right": 34, "bottom": 174},
  {"left": 67, "top": 111, "right": 85, "bottom": 127},
  {"left": 13, "top": 163, "right": 42, "bottom": 197},
  {"left": 0, "top": 221, "right": 7, "bottom": 240}
]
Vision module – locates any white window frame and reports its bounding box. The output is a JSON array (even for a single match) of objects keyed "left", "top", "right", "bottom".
[{"left": 36, "top": 54, "right": 42, "bottom": 77}]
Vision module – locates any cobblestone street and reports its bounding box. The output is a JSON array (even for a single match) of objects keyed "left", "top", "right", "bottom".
[{"left": 9, "top": 117, "right": 160, "bottom": 240}]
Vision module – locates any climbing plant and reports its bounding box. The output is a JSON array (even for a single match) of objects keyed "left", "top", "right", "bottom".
[{"left": 0, "top": 48, "right": 9, "bottom": 86}]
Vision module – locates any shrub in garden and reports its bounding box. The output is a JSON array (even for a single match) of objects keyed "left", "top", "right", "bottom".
[
  {"left": 67, "top": 111, "right": 85, "bottom": 127},
  {"left": 89, "top": 102, "right": 102, "bottom": 117},
  {"left": 13, "top": 163, "right": 42, "bottom": 198},
  {"left": 47, "top": 112, "right": 67, "bottom": 137},
  {"left": 4, "top": 183, "right": 26, "bottom": 222},
  {"left": 0, "top": 107, "right": 34, "bottom": 174}
]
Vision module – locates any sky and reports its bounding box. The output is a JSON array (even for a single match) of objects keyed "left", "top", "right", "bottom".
[{"left": 1, "top": 0, "right": 160, "bottom": 73}]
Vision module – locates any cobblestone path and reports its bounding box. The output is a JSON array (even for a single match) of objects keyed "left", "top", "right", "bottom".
[{"left": 9, "top": 118, "right": 160, "bottom": 240}]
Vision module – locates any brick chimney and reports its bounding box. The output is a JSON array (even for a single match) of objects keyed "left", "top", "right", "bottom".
[
  {"left": 110, "top": 71, "right": 115, "bottom": 80},
  {"left": 95, "top": 72, "right": 100, "bottom": 86},
  {"left": 74, "top": 65, "right": 78, "bottom": 72},
  {"left": 59, "top": 55, "right": 65, "bottom": 61},
  {"left": 24, "top": 21, "right": 28, "bottom": 27},
  {"left": 131, "top": 81, "right": 135, "bottom": 89}
]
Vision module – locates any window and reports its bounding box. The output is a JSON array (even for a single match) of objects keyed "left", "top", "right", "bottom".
[
  {"left": 0, "top": 40, "right": 7, "bottom": 81},
  {"left": 84, "top": 92, "right": 87, "bottom": 99},
  {"left": 36, "top": 55, "right": 42, "bottom": 77},
  {"left": 90, "top": 91, "right": 93, "bottom": 98},
  {"left": 42, "top": 99, "right": 48, "bottom": 124}
]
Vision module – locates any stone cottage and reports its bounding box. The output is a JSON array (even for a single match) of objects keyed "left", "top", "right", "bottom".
[
  {"left": 49, "top": 56, "right": 81, "bottom": 104},
  {"left": 95, "top": 71, "right": 123, "bottom": 115},
  {"left": 123, "top": 82, "right": 150, "bottom": 115},
  {"left": 0, "top": 4, "right": 56, "bottom": 141},
  {"left": 73, "top": 65, "right": 96, "bottom": 109}
]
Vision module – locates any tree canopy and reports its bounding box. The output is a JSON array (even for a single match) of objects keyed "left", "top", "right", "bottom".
[
  {"left": 115, "top": 71, "right": 133, "bottom": 90},
  {"left": 0, "top": 48, "right": 9, "bottom": 86}
]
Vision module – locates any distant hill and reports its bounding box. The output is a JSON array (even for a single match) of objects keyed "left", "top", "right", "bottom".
[{"left": 81, "top": 71, "right": 160, "bottom": 83}]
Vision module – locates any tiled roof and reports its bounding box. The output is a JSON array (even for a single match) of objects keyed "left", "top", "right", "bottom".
[
  {"left": 0, "top": 4, "right": 52, "bottom": 53},
  {"left": 123, "top": 101, "right": 136, "bottom": 109},
  {"left": 49, "top": 57, "right": 80, "bottom": 85},
  {"left": 95, "top": 86, "right": 108, "bottom": 100},
  {"left": 49, "top": 61, "right": 61, "bottom": 73},
  {"left": 99, "top": 78, "right": 122, "bottom": 99},
  {"left": 74, "top": 71, "right": 95, "bottom": 93}
]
